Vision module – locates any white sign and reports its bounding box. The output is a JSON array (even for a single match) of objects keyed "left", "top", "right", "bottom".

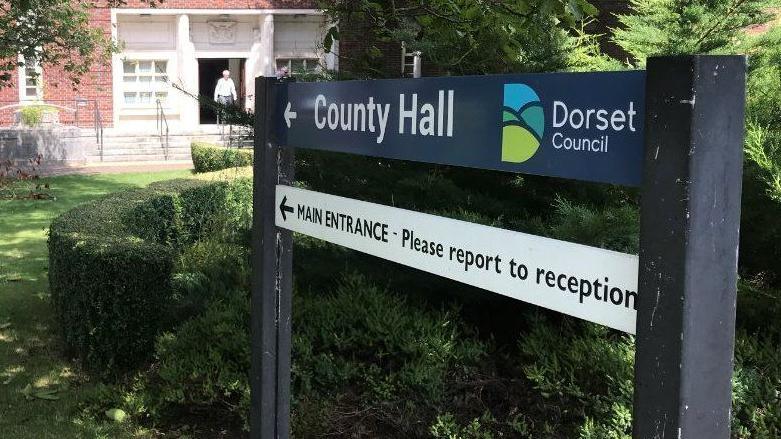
[{"left": 275, "top": 185, "right": 639, "bottom": 333}]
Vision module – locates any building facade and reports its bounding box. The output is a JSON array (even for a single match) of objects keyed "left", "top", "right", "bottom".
[
  {"left": 0, "top": 1, "right": 334, "bottom": 133},
  {"left": 0, "top": 0, "right": 647, "bottom": 136}
]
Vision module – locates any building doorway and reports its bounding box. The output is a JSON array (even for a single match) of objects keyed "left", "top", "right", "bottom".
[{"left": 197, "top": 58, "right": 245, "bottom": 124}]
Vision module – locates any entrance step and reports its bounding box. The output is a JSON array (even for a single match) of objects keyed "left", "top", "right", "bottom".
[
  {"left": 92, "top": 153, "right": 194, "bottom": 163},
  {"left": 85, "top": 129, "right": 252, "bottom": 164}
]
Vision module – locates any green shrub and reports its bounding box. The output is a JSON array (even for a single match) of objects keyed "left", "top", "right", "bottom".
[
  {"left": 48, "top": 178, "right": 243, "bottom": 376},
  {"left": 171, "top": 240, "right": 250, "bottom": 320},
  {"left": 543, "top": 197, "right": 639, "bottom": 254},
  {"left": 732, "top": 331, "right": 781, "bottom": 438},
  {"left": 150, "top": 291, "right": 251, "bottom": 421},
  {"left": 291, "top": 273, "right": 488, "bottom": 437},
  {"left": 19, "top": 105, "right": 57, "bottom": 126},
  {"left": 191, "top": 142, "right": 253, "bottom": 173},
  {"left": 430, "top": 412, "right": 504, "bottom": 439},
  {"left": 128, "top": 178, "right": 247, "bottom": 246},
  {"left": 134, "top": 273, "right": 489, "bottom": 435},
  {"left": 49, "top": 190, "right": 176, "bottom": 375},
  {"left": 519, "top": 317, "right": 634, "bottom": 438}
]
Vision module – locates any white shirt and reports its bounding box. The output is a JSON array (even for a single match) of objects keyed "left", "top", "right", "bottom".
[{"left": 214, "top": 77, "right": 237, "bottom": 100}]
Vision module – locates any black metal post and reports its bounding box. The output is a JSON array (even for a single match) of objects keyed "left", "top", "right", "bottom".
[
  {"left": 251, "top": 76, "right": 295, "bottom": 439},
  {"left": 633, "top": 55, "right": 746, "bottom": 438}
]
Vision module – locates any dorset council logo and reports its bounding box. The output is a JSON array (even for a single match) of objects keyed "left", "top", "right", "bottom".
[{"left": 502, "top": 84, "right": 544, "bottom": 163}]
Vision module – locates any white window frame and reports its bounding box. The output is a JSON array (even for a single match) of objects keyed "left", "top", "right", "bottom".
[
  {"left": 18, "top": 56, "right": 43, "bottom": 101},
  {"left": 275, "top": 58, "right": 322, "bottom": 75},
  {"left": 121, "top": 59, "right": 170, "bottom": 108}
]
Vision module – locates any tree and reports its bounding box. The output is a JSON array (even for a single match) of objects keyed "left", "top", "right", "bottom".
[
  {"left": 612, "top": 0, "right": 771, "bottom": 65},
  {"left": 0, "top": 0, "right": 146, "bottom": 88},
  {"left": 319, "top": 0, "right": 614, "bottom": 77}
]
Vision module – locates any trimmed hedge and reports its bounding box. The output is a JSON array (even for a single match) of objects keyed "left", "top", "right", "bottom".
[
  {"left": 191, "top": 141, "right": 253, "bottom": 173},
  {"left": 48, "top": 178, "right": 238, "bottom": 376}
]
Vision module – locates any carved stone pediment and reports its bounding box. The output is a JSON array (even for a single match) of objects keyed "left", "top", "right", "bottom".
[{"left": 208, "top": 21, "right": 237, "bottom": 44}]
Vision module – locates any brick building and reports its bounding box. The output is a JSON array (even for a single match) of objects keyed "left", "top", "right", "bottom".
[
  {"left": 0, "top": 1, "right": 333, "bottom": 133},
  {"left": 0, "top": 1, "right": 636, "bottom": 165}
]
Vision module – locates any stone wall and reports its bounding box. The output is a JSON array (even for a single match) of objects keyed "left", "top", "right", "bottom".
[{"left": 0, "top": 127, "right": 87, "bottom": 166}]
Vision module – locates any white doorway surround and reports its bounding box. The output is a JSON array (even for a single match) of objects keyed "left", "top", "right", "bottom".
[{"left": 111, "top": 8, "right": 337, "bottom": 133}]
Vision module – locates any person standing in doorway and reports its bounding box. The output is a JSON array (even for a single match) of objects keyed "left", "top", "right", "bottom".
[{"left": 214, "top": 69, "right": 237, "bottom": 106}]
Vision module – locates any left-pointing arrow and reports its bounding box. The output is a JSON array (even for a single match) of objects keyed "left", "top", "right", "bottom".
[
  {"left": 279, "top": 195, "right": 294, "bottom": 220},
  {"left": 284, "top": 102, "right": 297, "bottom": 128}
]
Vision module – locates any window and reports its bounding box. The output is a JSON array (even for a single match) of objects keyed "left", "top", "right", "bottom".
[
  {"left": 122, "top": 60, "right": 169, "bottom": 106},
  {"left": 276, "top": 58, "right": 321, "bottom": 75},
  {"left": 20, "top": 57, "right": 42, "bottom": 100}
]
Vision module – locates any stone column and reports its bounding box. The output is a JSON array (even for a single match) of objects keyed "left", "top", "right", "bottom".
[
  {"left": 176, "top": 14, "right": 199, "bottom": 129},
  {"left": 111, "top": 11, "right": 122, "bottom": 128},
  {"left": 245, "top": 14, "right": 274, "bottom": 113}
]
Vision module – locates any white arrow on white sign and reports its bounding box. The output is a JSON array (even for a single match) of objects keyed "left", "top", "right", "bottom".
[
  {"left": 284, "top": 102, "right": 297, "bottom": 128},
  {"left": 275, "top": 185, "right": 639, "bottom": 333}
]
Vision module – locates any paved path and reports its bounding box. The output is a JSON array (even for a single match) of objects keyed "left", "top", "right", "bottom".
[{"left": 37, "top": 160, "right": 193, "bottom": 176}]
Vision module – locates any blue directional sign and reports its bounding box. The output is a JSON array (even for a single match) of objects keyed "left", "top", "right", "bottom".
[{"left": 276, "top": 71, "right": 646, "bottom": 186}]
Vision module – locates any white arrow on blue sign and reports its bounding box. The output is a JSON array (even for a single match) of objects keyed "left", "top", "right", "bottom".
[{"left": 276, "top": 71, "right": 646, "bottom": 186}]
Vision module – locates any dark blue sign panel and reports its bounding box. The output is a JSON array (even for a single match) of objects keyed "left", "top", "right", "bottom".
[{"left": 276, "top": 71, "right": 646, "bottom": 186}]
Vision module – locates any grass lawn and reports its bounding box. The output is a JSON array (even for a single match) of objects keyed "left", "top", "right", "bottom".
[{"left": 0, "top": 169, "right": 192, "bottom": 438}]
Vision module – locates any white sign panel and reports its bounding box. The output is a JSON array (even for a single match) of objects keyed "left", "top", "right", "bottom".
[{"left": 275, "top": 185, "right": 639, "bottom": 333}]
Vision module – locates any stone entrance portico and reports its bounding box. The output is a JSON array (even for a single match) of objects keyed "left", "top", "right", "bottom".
[{"left": 112, "top": 8, "right": 335, "bottom": 133}]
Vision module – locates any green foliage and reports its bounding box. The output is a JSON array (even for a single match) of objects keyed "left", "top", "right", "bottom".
[
  {"left": 49, "top": 205, "right": 175, "bottom": 375},
  {"left": 125, "top": 185, "right": 187, "bottom": 247},
  {"left": 125, "top": 179, "right": 233, "bottom": 246},
  {"left": 732, "top": 331, "right": 781, "bottom": 438},
  {"left": 320, "top": 0, "right": 607, "bottom": 76},
  {"left": 430, "top": 412, "right": 501, "bottom": 439},
  {"left": 744, "top": 26, "right": 781, "bottom": 201},
  {"left": 565, "top": 23, "right": 626, "bottom": 72},
  {"left": 745, "top": 121, "right": 781, "bottom": 201},
  {"left": 172, "top": 240, "right": 250, "bottom": 320},
  {"left": 150, "top": 291, "right": 251, "bottom": 420},
  {"left": 47, "top": 178, "right": 245, "bottom": 376},
  {"left": 610, "top": 0, "right": 781, "bottom": 285},
  {"left": 737, "top": 279, "right": 781, "bottom": 338},
  {"left": 543, "top": 197, "right": 639, "bottom": 253},
  {"left": 131, "top": 273, "right": 490, "bottom": 435},
  {"left": 0, "top": 0, "right": 131, "bottom": 87},
  {"left": 613, "top": 0, "right": 770, "bottom": 64},
  {"left": 190, "top": 142, "right": 253, "bottom": 173},
  {"left": 738, "top": 24, "right": 781, "bottom": 280},
  {"left": 292, "top": 273, "right": 487, "bottom": 405},
  {"left": 18, "top": 105, "right": 57, "bottom": 126},
  {"left": 520, "top": 317, "right": 634, "bottom": 438}
]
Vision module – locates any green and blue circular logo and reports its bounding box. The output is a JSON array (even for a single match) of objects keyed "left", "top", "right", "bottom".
[{"left": 502, "top": 84, "right": 544, "bottom": 163}]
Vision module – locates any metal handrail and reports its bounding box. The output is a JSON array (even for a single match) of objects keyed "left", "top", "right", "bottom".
[
  {"left": 156, "top": 99, "right": 170, "bottom": 160},
  {"left": 217, "top": 107, "right": 231, "bottom": 147},
  {"left": 93, "top": 101, "right": 104, "bottom": 162}
]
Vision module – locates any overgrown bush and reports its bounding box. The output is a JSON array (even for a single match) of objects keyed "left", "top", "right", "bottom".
[
  {"left": 291, "top": 273, "right": 489, "bottom": 437},
  {"left": 48, "top": 177, "right": 250, "bottom": 376},
  {"left": 191, "top": 142, "right": 253, "bottom": 173},
  {"left": 129, "top": 273, "right": 491, "bottom": 436}
]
